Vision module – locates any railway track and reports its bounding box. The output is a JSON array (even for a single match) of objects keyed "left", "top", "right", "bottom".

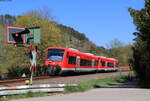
[
  {"left": 0, "top": 76, "right": 59, "bottom": 85},
  {"left": 0, "top": 71, "right": 130, "bottom": 86}
]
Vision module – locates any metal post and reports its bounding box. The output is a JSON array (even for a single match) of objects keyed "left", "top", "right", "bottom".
[
  {"left": 29, "top": 70, "right": 33, "bottom": 85},
  {"left": 29, "top": 45, "right": 37, "bottom": 85}
]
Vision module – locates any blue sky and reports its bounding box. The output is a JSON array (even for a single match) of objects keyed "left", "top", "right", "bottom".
[{"left": 0, "top": 0, "right": 144, "bottom": 47}]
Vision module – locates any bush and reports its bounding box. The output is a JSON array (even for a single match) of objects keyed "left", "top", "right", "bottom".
[{"left": 7, "top": 66, "right": 22, "bottom": 78}]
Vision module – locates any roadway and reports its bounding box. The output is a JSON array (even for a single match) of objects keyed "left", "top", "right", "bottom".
[
  {"left": 12, "top": 79, "right": 150, "bottom": 101},
  {"left": 11, "top": 88, "right": 150, "bottom": 101}
]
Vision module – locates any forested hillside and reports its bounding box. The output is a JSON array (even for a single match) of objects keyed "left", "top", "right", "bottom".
[{"left": 0, "top": 10, "right": 132, "bottom": 74}]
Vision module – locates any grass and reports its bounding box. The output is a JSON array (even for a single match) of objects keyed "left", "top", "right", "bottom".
[
  {"left": 0, "top": 92, "right": 59, "bottom": 101},
  {"left": 0, "top": 73, "right": 132, "bottom": 101},
  {"left": 64, "top": 75, "right": 130, "bottom": 93},
  {"left": 5, "top": 92, "right": 46, "bottom": 99}
]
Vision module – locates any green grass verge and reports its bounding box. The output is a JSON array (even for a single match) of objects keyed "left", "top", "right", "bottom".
[
  {"left": 64, "top": 74, "right": 130, "bottom": 93},
  {"left": 0, "top": 92, "right": 59, "bottom": 101},
  {"left": 0, "top": 74, "right": 132, "bottom": 100},
  {"left": 0, "top": 92, "right": 44, "bottom": 101}
]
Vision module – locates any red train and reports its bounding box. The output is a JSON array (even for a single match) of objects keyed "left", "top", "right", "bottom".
[{"left": 44, "top": 47, "right": 119, "bottom": 75}]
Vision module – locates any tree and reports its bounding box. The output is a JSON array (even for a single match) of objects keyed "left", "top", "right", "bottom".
[
  {"left": 13, "top": 10, "right": 64, "bottom": 67},
  {"left": 106, "top": 38, "right": 124, "bottom": 49},
  {"left": 22, "top": 8, "right": 55, "bottom": 21},
  {"left": 129, "top": 0, "right": 150, "bottom": 87},
  {"left": 106, "top": 39, "right": 124, "bottom": 62},
  {"left": 0, "top": 14, "right": 16, "bottom": 25},
  {"left": 106, "top": 39, "right": 132, "bottom": 66}
]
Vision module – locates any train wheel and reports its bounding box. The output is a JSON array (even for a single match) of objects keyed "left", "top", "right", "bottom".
[
  {"left": 47, "top": 66, "right": 61, "bottom": 76},
  {"left": 47, "top": 67, "right": 55, "bottom": 76},
  {"left": 41, "top": 66, "right": 48, "bottom": 76}
]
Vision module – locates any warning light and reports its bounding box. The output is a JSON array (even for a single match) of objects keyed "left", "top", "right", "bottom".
[{"left": 15, "top": 33, "right": 19, "bottom": 37}]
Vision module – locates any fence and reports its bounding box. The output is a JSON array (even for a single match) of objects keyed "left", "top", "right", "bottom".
[{"left": 0, "top": 84, "right": 78, "bottom": 96}]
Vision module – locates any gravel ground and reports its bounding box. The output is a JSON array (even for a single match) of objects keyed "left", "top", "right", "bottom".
[{"left": 1, "top": 72, "right": 128, "bottom": 86}]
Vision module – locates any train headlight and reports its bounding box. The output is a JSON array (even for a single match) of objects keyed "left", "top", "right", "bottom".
[{"left": 52, "top": 62, "right": 56, "bottom": 65}]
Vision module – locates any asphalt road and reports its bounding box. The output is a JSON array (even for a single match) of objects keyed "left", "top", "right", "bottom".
[{"left": 12, "top": 88, "right": 150, "bottom": 101}]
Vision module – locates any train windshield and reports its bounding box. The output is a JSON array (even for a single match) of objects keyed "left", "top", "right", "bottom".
[{"left": 47, "top": 49, "right": 65, "bottom": 61}]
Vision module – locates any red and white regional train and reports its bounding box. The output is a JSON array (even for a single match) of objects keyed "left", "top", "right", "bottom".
[{"left": 44, "top": 47, "right": 119, "bottom": 75}]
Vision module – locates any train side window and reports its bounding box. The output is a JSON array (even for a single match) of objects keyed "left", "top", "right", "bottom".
[
  {"left": 107, "top": 62, "right": 114, "bottom": 67},
  {"left": 68, "top": 56, "right": 76, "bottom": 64},
  {"left": 80, "top": 59, "right": 92, "bottom": 66},
  {"left": 101, "top": 61, "right": 105, "bottom": 67},
  {"left": 87, "top": 60, "right": 92, "bottom": 66},
  {"left": 80, "top": 59, "right": 84, "bottom": 66}
]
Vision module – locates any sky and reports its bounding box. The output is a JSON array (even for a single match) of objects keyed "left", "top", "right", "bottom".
[{"left": 0, "top": 0, "right": 145, "bottom": 47}]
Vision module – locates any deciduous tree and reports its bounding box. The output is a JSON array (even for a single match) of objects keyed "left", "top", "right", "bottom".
[{"left": 129, "top": 0, "right": 150, "bottom": 87}]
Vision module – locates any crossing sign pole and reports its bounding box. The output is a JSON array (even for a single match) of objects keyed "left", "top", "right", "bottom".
[
  {"left": 30, "top": 70, "right": 33, "bottom": 85},
  {"left": 29, "top": 45, "right": 38, "bottom": 85},
  {"left": 6, "top": 25, "right": 41, "bottom": 85},
  {"left": 6, "top": 25, "right": 28, "bottom": 45},
  {"left": 6, "top": 25, "right": 41, "bottom": 46}
]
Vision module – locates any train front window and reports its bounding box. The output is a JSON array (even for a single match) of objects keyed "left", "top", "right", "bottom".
[{"left": 47, "top": 49, "right": 64, "bottom": 61}]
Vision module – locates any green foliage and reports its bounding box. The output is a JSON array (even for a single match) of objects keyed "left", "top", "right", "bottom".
[
  {"left": 7, "top": 66, "right": 22, "bottom": 78},
  {"left": 0, "top": 14, "right": 16, "bottom": 25},
  {"left": 129, "top": 0, "right": 150, "bottom": 87},
  {"left": 0, "top": 25, "right": 17, "bottom": 73},
  {"left": 4, "top": 92, "right": 47, "bottom": 100},
  {"left": 107, "top": 39, "right": 133, "bottom": 66}
]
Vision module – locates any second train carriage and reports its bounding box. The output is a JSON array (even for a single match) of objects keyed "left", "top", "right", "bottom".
[
  {"left": 100, "top": 56, "right": 119, "bottom": 71},
  {"left": 44, "top": 47, "right": 119, "bottom": 75}
]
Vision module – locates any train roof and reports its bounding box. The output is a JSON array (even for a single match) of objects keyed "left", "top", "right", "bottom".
[
  {"left": 47, "top": 47, "right": 66, "bottom": 50},
  {"left": 47, "top": 47, "right": 97, "bottom": 58},
  {"left": 107, "top": 58, "right": 117, "bottom": 60},
  {"left": 100, "top": 56, "right": 118, "bottom": 62},
  {"left": 47, "top": 47, "right": 118, "bottom": 61},
  {"left": 85, "top": 53, "right": 94, "bottom": 56},
  {"left": 47, "top": 47, "right": 79, "bottom": 51},
  {"left": 100, "top": 56, "right": 107, "bottom": 58},
  {"left": 68, "top": 48, "right": 79, "bottom": 51},
  {"left": 67, "top": 49, "right": 97, "bottom": 57}
]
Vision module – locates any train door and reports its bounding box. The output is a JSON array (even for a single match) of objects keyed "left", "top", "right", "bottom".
[
  {"left": 114, "top": 62, "right": 116, "bottom": 68},
  {"left": 92, "top": 59, "right": 95, "bottom": 68},
  {"left": 105, "top": 61, "right": 108, "bottom": 71},
  {"left": 76, "top": 56, "right": 80, "bottom": 71}
]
